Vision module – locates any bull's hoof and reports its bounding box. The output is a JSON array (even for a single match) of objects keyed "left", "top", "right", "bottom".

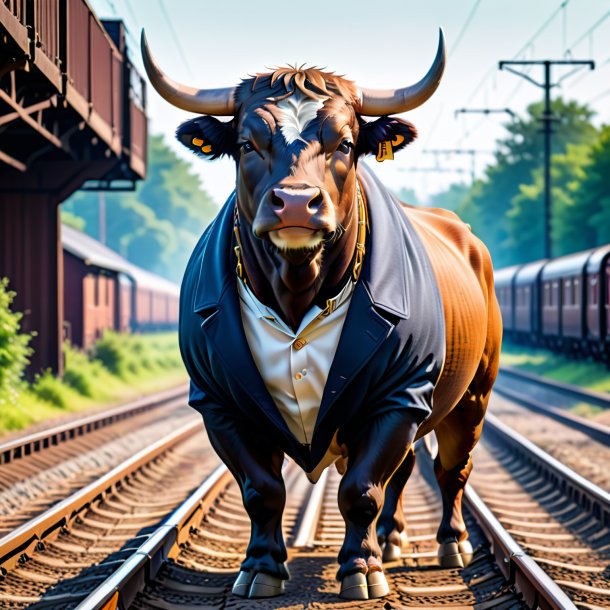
[
  {"left": 367, "top": 571, "right": 390, "bottom": 598},
  {"left": 339, "top": 572, "right": 369, "bottom": 600},
  {"left": 232, "top": 570, "right": 285, "bottom": 598},
  {"left": 232, "top": 571, "right": 252, "bottom": 597},
  {"left": 438, "top": 538, "right": 473, "bottom": 568},
  {"left": 382, "top": 530, "right": 408, "bottom": 562}
]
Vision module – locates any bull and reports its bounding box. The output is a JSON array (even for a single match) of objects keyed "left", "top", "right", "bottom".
[{"left": 142, "top": 29, "right": 502, "bottom": 601}]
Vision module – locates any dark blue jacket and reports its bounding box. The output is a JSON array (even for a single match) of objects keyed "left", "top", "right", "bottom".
[{"left": 179, "top": 165, "right": 446, "bottom": 473}]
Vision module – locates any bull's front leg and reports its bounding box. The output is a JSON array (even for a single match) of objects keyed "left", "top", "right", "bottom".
[
  {"left": 337, "top": 410, "right": 420, "bottom": 600},
  {"left": 202, "top": 410, "right": 288, "bottom": 598}
]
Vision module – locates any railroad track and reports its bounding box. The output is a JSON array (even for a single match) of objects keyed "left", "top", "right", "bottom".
[
  {"left": 471, "top": 413, "right": 610, "bottom": 609},
  {"left": 65, "top": 447, "right": 579, "bottom": 609},
  {"left": 495, "top": 366, "right": 610, "bottom": 446},
  {"left": 0, "top": 386, "right": 191, "bottom": 535},
  {"left": 490, "top": 370, "right": 610, "bottom": 492},
  {"left": 0, "top": 379, "right": 607, "bottom": 608},
  {"left": 0, "top": 416, "right": 220, "bottom": 608}
]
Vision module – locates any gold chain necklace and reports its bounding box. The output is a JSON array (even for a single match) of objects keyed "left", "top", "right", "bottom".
[{"left": 234, "top": 183, "right": 367, "bottom": 310}]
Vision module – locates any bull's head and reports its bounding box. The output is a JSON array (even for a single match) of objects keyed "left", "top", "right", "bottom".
[{"left": 142, "top": 31, "right": 445, "bottom": 328}]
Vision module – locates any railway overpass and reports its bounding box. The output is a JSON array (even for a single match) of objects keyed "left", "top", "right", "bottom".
[{"left": 0, "top": 0, "right": 147, "bottom": 375}]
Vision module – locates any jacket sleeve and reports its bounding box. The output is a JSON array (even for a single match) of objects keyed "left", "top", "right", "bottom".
[{"left": 188, "top": 379, "right": 226, "bottom": 415}]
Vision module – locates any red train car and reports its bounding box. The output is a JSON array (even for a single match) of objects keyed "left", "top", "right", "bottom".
[
  {"left": 495, "top": 244, "right": 610, "bottom": 360},
  {"left": 62, "top": 224, "right": 179, "bottom": 349}
]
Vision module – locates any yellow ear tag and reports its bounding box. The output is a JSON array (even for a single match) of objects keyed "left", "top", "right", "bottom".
[
  {"left": 192, "top": 137, "right": 204, "bottom": 147},
  {"left": 376, "top": 141, "right": 394, "bottom": 162},
  {"left": 392, "top": 134, "right": 405, "bottom": 147},
  {"left": 201, "top": 144, "right": 213, "bottom": 153}
]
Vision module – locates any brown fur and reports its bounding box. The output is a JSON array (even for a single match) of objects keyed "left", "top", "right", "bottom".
[{"left": 405, "top": 204, "right": 502, "bottom": 470}]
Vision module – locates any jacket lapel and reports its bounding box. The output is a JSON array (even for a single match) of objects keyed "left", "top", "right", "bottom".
[
  {"left": 314, "top": 282, "right": 394, "bottom": 433},
  {"left": 191, "top": 193, "right": 295, "bottom": 442},
  {"left": 313, "top": 164, "right": 413, "bottom": 436}
]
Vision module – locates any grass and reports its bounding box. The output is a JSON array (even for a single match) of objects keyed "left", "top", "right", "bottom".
[
  {"left": 0, "top": 332, "right": 187, "bottom": 436},
  {"left": 501, "top": 341, "right": 610, "bottom": 394}
]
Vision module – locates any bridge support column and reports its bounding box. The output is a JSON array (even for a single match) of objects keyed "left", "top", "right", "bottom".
[{"left": 0, "top": 193, "right": 63, "bottom": 376}]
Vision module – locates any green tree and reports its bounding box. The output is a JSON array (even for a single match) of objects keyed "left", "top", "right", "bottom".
[
  {"left": 428, "top": 183, "right": 470, "bottom": 212},
  {"left": 457, "top": 98, "right": 597, "bottom": 266},
  {"left": 575, "top": 125, "right": 610, "bottom": 247},
  {"left": 0, "top": 279, "right": 32, "bottom": 407},
  {"left": 62, "top": 135, "right": 219, "bottom": 282},
  {"left": 508, "top": 144, "right": 592, "bottom": 260}
]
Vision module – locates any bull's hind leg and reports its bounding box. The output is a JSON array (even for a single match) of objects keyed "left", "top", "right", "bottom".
[
  {"left": 376, "top": 447, "right": 416, "bottom": 562},
  {"left": 337, "top": 410, "right": 420, "bottom": 600},
  {"left": 433, "top": 376, "right": 492, "bottom": 568},
  {"left": 202, "top": 410, "right": 288, "bottom": 598}
]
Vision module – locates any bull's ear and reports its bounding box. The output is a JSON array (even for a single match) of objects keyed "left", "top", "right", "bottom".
[
  {"left": 176, "top": 116, "right": 237, "bottom": 160},
  {"left": 357, "top": 117, "right": 417, "bottom": 159}
]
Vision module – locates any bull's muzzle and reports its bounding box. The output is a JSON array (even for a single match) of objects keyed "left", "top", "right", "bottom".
[
  {"left": 271, "top": 187, "right": 323, "bottom": 226},
  {"left": 253, "top": 186, "right": 333, "bottom": 252}
]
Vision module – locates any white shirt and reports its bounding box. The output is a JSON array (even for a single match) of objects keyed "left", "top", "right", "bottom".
[{"left": 237, "top": 278, "right": 355, "bottom": 445}]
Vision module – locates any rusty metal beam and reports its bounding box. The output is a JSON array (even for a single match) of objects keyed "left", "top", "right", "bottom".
[
  {"left": 0, "top": 89, "right": 61, "bottom": 148},
  {"left": 0, "top": 148, "right": 26, "bottom": 171},
  {"left": 0, "top": 97, "right": 53, "bottom": 128}
]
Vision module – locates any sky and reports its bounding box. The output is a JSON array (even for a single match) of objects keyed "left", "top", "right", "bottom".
[{"left": 93, "top": 0, "right": 610, "bottom": 206}]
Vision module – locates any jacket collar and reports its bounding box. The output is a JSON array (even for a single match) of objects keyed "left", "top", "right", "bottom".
[{"left": 192, "top": 164, "right": 411, "bottom": 321}]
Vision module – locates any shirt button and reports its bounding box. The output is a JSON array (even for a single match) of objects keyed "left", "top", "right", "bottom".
[
  {"left": 294, "top": 338, "right": 308, "bottom": 350},
  {"left": 295, "top": 372, "right": 303, "bottom": 380}
]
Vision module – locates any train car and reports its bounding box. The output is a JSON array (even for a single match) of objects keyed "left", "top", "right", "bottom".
[
  {"left": 62, "top": 224, "right": 179, "bottom": 347},
  {"left": 494, "top": 265, "right": 522, "bottom": 338},
  {"left": 121, "top": 263, "right": 180, "bottom": 331},
  {"left": 540, "top": 250, "right": 593, "bottom": 351},
  {"left": 62, "top": 224, "right": 125, "bottom": 349},
  {"left": 513, "top": 260, "right": 547, "bottom": 344},
  {"left": 585, "top": 244, "right": 610, "bottom": 359}
]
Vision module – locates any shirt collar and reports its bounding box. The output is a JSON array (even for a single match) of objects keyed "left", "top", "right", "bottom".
[{"left": 193, "top": 167, "right": 411, "bottom": 322}]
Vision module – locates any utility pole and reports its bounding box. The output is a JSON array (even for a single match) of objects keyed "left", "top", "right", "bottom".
[
  {"left": 423, "top": 149, "right": 493, "bottom": 183},
  {"left": 498, "top": 59, "right": 594, "bottom": 259}
]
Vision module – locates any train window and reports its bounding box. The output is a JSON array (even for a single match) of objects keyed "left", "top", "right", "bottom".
[
  {"left": 590, "top": 275, "right": 598, "bottom": 305},
  {"left": 544, "top": 283, "right": 550, "bottom": 306},
  {"left": 573, "top": 278, "right": 580, "bottom": 305},
  {"left": 552, "top": 281, "right": 559, "bottom": 306}
]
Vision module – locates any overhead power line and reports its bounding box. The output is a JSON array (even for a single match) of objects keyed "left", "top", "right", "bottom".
[
  {"left": 566, "top": 9, "right": 610, "bottom": 52},
  {"left": 449, "top": 0, "right": 482, "bottom": 58},
  {"left": 459, "top": 1, "right": 571, "bottom": 115},
  {"left": 511, "top": 0, "right": 570, "bottom": 60},
  {"left": 157, "top": 0, "right": 194, "bottom": 78}
]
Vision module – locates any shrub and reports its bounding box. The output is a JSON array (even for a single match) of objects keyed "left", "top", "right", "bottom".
[
  {"left": 31, "top": 370, "right": 70, "bottom": 408},
  {"left": 93, "top": 332, "right": 128, "bottom": 377},
  {"left": 0, "top": 278, "right": 32, "bottom": 407}
]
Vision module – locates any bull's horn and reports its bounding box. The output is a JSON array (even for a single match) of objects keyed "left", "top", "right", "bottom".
[
  {"left": 358, "top": 28, "right": 446, "bottom": 115},
  {"left": 141, "top": 30, "right": 236, "bottom": 115}
]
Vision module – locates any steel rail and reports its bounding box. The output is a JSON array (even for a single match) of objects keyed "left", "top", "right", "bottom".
[
  {"left": 495, "top": 366, "right": 610, "bottom": 446},
  {"left": 76, "top": 460, "right": 317, "bottom": 610},
  {"left": 0, "top": 417, "right": 202, "bottom": 573},
  {"left": 0, "top": 385, "right": 188, "bottom": 465},
  {"left": 292, "top": 468, "right": 329, "bottom": 548},
  {"left": 417, "top": 441, "right": 577, "bottom": 610},
  {"left": 463, "top": 485, "right": 577, "bottom": 610},
  {"left": 498, "top": 366, "right": 610, "bottom": 410},
  {"left": 484, "top": 412, "right": 610, "bottom": 527}
]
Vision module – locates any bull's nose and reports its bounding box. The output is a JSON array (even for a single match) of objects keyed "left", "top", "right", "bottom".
[{"left": 272, "top": 187, "right": 323, "bottom": 213}]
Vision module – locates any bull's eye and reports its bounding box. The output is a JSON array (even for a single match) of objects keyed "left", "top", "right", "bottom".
[
  {"left": 337, "top": 139, "right": 353, "bottom": 154},
  {"left": 240, "top": 141, "right": 255, "bottom": 154}
]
